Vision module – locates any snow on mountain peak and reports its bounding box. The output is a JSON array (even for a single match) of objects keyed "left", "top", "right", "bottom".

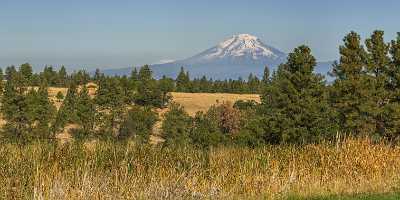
[{"left": 205, "top": 33, "right": 282, "bottom": 60}]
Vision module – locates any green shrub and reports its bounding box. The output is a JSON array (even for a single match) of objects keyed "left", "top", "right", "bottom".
[
  {"left": 119, "top": 106, "right": 158, "bottom": 142},
  {"left": 162, "top": 103, "right": 192, "bottom": 147}
]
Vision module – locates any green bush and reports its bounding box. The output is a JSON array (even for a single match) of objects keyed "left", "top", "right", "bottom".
[
  {"left": 162, "top": 103, "right": 192, "bottom": 147},
  {"left": 190, "top": 111, "right": 226, "bottom": 148},
  {"left": 119, "top": 106, "right": 158, "bottom": 142}
]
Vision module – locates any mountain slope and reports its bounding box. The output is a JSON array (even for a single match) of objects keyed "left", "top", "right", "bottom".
[{"left": 102, "top": 34, "right": 333, "bottom": 80}]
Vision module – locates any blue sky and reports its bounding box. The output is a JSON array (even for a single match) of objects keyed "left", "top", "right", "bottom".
[{"left": 1, "top": 0, "right": 399, "bottom": 71}]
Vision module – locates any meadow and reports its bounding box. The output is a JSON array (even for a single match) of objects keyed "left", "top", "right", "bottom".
[{"left": 1, "top": 138, "right": 399, "bottom": 199}]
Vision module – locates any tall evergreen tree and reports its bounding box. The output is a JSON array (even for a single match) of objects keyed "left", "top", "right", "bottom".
[
  {"left": 76, "top": 85, "right": 96, "bottom": 133},
  {"left": 330, "top": 31, "right": 373, "bottom": 135},
  {"left": 95, "top": 77, "right": 124, "bottom": 136},
  {"left": 19, "top": 63, "right": 33, "bottom": 85},
  {"left": 0, "top": 68, "right": 3, "bottom": 94},
  {"left": 55, "top": 82, "right": 79, "bottom": 130},
  {"left": 262, "top": 65, "right": 270, "bottom": 85},
  {"left": 176, "top": 67, "right": 190, "bottom": 92},
  {"left": 364, "top": 30, "right": 396, "bottom": 137},
  {"left": 1, "top": 80, "right": 29, "bottom": 140},
  {"left": 262, "top": 45, "right": 338, "bottom": 144},
  {"left": 57, "top": 66, "right": 68, "bottom": 87},
  {"left": 5, "top": 66, "right": 17, "bottom": 82},
  {"left": 135, "top": 65, "right": 164, "bottom": 107},
  {"left": 26, "top": 81, "right": 55, "bottom": 139}
]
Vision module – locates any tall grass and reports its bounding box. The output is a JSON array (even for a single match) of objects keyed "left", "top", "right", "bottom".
[{"left": 1, "top": 139, "right": 400, "bottom": 199}]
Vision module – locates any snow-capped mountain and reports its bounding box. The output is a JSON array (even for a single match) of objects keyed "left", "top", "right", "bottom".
[
  {"left": 182, "top": 34, "right": 286, "bottom": 66},
  {"left": 102, "top": 34, "right": 332, "bottom": 80}
]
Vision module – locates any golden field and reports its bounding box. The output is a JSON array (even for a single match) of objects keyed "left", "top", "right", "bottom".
[
  {"left": 45, "top": 86, "right": 261, "bottom": 116},
  {"left": 1, "top": 138, "right": 399, "bottom": 199}
]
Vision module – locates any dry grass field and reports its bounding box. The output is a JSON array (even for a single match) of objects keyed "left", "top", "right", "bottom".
[
  {"left": 168, "top": 92, "right": 260, "bottom": 116},
  {"left": 45, "top": 86, "right": 260, "bottom": 115},
  {"left": 1, "top": 138, "right": 400, "bottom": 199}
]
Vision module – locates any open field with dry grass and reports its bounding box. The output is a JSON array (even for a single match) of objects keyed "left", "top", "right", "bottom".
[
  {"left": 1, "top": 138, "right": 399, "bottom": 199},
  {"left": 44, "top": 86, "right": 260, "bottom": 115}
]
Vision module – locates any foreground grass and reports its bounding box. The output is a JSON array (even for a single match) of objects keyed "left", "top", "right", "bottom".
[
  {"left": 0, "top": 139, "right": 399, "bottom": 199},
  {"left": 289, "top": 192, "right": 400, "bottom": 200}
]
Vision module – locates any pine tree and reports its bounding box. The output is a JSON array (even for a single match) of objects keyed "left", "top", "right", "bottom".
[
  {"left": 55, "top": 82, "right": 79, "bottom": 130},
  {"left": 1, "top": 80, "right": 29, "bottom": 140},
  {"left": 364, "top": 30, "right": 395, "bottom": 137},
  {"left": 135, "top": 65, "right": 164, "bottom": 107},
  {"left": 385, "top": 32, "right": 400, "bottom": 140},
  {"left": 158, "top": 75, "right": 174, "bottom": 107},
  {"left": 0, "top": 68, "right": 4, "bottom": 95},
  {"left": 5, "top": 66, "right": 17, "bottom": 82},
  {"left": 57, "top": 66, "right": 67, "bottom": 87},
  {"left": 176, "top": 67, "right": 190, "bottom": 92},
  {"left": 330, "top": 31, "right": 373, "bottom": 135},
  {"left": 19, "top": 63, "right": 33, "bottom": 85},
  {"left": 27, "top": 81, "right": 55, "bottom": 139},
  {"left": 119, "top": 106, "right": 158, "bottom": 142},
  {"left": 262, "top": 45, "right": 338, "bottom": 144},
  {"left": 162, "top": 103, "right": 192, "bottom": 147},
  {"left": 95, "top": 77, "right": 124, "bottom": 136},
  {"left": 76, "top": 85, "right": 96, "bottom": 133},
  {"left": 262, "top": 65, "right": 270, "bottom": 85}
]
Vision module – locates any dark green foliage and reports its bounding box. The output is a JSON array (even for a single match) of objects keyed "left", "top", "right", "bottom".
[
  {"left": 19, "top": 63, "right": 33, "bottom": 85},
  {"left": 158, "top": 75, "right": 174, "bottom": 106},
  {"left": 233, "top": 100, "right": 258, "bottom": 110},
  {"left": 262, "top": 65, "right": 270, "bottom": 85},
  {"left": 57, "top": 66, "right": 68, "bottom": 87},
  {"left": 162, "top": 103, "right": 192, "bottom": 147},
  {"left": 40, "top": 66, "right": 58, "bottom": 86},
  {"left": 1, "top": 80, "right": 29, "bottom": 140},
  {"left": 25, "top": 82, "right": 56, "bottom": 139},
  {"left": 262, "top": 45, "right": 338, "bottom": 144},
  {"left": 135, "top": 65, "right": 165, "bottom": 107},
  {"left": 95, "top": 77, "right": 125, "bottom": 136},
  {"left": 54, "top": 82, "right": 79, "bottom": 132},
  {"left": 119, "top": 106, "right": 158, "bottom": 142},
  {"left": 56, "top": 91, "right": 64, "bottom": 102},
  {"left": 190, "top": 111, "right": 226, "bottom": 148},
  {"left": 5, "top": 66, "right": 17, "bottom": 81},
  {"left": 0, "top": 68, "right": 3, "bottom": 93},
  {"left": 76, "top": 86, "right": 96, "bottom": 133},
  {"left": 176, "top": 67, "right": 191, "bottom": 92}
]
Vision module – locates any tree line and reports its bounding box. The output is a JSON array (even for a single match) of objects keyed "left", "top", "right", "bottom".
[{"left": 1, "top": 30, "right": 400, "bottom": 147}]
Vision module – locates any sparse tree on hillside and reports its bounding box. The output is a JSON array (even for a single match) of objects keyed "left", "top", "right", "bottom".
[
  {"left": 55, "top": 82, "right": 79, "bottom": 130},
  {"left": 25, "top": 81, "right": 56, "bottom": 139},
  {"left": 76, "top": 85, "right": 96, "bottom": 134},
  {"left": 95, "top": 77, "right": 125, "bottom": 136}
]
